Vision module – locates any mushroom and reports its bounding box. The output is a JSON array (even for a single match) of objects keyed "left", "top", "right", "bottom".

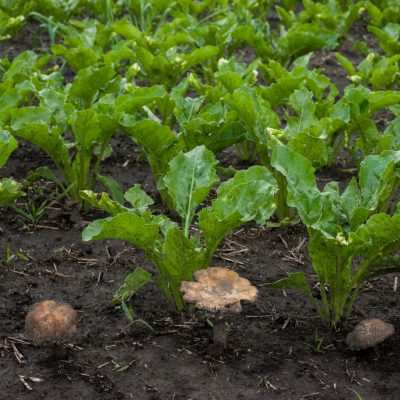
[
  {"left": 180, "top": 267, "right": 258, "bottom": 348},
  {"left": 346, "top": 318, "right": 394, "bottom": 351},
  {"left": 25, "top": 300, "right": 78, "bottom": 359}
]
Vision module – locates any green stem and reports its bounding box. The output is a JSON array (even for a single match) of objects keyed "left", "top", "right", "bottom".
[{"left": 333, "top": 254, "right": 343, "bottom": 324}]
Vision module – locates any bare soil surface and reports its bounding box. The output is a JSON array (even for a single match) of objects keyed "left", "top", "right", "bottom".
[{"left": 1, "top": 11, "right": 399, "bottom": 400}]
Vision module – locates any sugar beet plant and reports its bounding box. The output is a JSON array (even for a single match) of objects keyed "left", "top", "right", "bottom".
[
  {"left": 6, "top": 65, "right": 121, "bottom": 206},
  {"left": 265, "top": 139, "right": 400, "bottom": 326},
  {"left": 82, "top": 146, "right": 278, "bottom": 311}
]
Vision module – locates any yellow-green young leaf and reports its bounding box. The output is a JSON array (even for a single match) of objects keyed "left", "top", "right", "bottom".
[
  {"left": 163, "top": 146, "right": 218, "bottom": 230},
  {"left": 79, "top": 191, "right": 128, "bottom": 215},
  {"left": 0, "top": 130, "right": 18, "bottom": 168},
  {"left": 0, "top": 178, "right": 24, "bottom": 206}
]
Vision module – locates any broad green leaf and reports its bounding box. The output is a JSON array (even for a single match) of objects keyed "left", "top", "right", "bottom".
[
  {"left": 163, "top": 146, "right": 218, "bottom": 232},
  {"left": 119, "top": 117, "right": 184, "bottom": 184},
  {"left": 160, "top": 227, "right": 205, "bottom": 284},
  {"left": 207, "top": 166, "right": 277, "bottom": 224},
  {"left": 351, "top": 213, "right": 400, "bottom": 261},
  {"left": 115, "top": 86, "right": 167, "bottom": 115},
  {"left": 359, "top": 150, "right": 400, "bottom": 211},
  {"left": 82, "top": 212, "right": 160, "bottom": 253},
  {"left": 10, "top": 115, "right": 71, "bottom": 170},
  {"left": 270, "top": 139, "right": 335, "bottom": 228},
  {"left": 67, "top": 65, "right": 116, "bottom": 109},
  {"left": 10, "top": 106, "right": 52, "bottom": 130},
  {"left": 71, "top": 109, "right": 102, "bottom": 147},
  {"left": 198, "top": 166, "right": 277, "bottom": 265}
]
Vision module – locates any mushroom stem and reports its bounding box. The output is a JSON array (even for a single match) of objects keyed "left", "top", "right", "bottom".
[
  {"left": 50, "top": 344, "right": 67, "bottom": 360},
  {"left": 213, "top": 319, "right": 228, "bottom": 348}
]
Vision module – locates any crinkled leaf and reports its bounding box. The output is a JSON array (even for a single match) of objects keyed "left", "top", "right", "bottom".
[{"left": 80, "top": 191, "right": 128, "bottom": 215}]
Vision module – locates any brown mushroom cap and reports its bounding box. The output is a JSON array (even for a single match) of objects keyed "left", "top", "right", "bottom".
[
  {"left": 25, "top": 300, "right": 78, "bottom": 345},
  {"left": 346, "top": 318, "right": 395, "bottom": 350},
  {"left": 180, "top": 267, "right": 258, "bottom": 312}
]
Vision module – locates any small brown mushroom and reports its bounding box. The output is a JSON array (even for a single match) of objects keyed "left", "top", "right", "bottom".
[
  {"left": 25, "top": 300, "right": 78, "bottom": 359},
  {"left": 346, "top": 318, "right": 394, "bottom": 351},
  {"left": 181, "top": 267, "right": 258, "bottom": 348}
]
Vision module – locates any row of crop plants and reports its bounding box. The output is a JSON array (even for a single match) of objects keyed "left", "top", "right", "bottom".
[{"left": 1, "top": 0, "right": 400, "bottom": 332}]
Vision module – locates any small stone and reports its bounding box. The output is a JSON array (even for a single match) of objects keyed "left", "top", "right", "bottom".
[{"left": 346, "top": 318, "right": 395, "bottom": 350}]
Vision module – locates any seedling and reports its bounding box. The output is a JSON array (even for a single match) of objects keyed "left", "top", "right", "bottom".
[{"left": 0, "top": 244, "right": 28, "bottom": 267}]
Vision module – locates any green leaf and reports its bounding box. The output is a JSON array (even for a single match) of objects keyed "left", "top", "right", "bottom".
[
  {"left": 10, "top": 108, "right": 71, "bottom": 170},
  {"left": 79, "top": 191, "right": 128, "bottom": 215},
  {"left": 115, "top": 86, "right": 167, "bottom": 115},
  {"left": 0, "top": 130, "right": 18, "bottom": 168},
  {"left": 351, "top": 213, "right": 400, "bottom": 261},
  {"left": 163, "top": 146, "right": 218, "bottom": 234},
  {"left": 82, "top": 212, "right": 161, "bottom": 253},
  {"left": 208, "top": 166, "right": 277, "bottom": 224},
  {"left": 0, "top": 178, "right": 24, "bottom": 206},
  {"left": 198, "top": 166, "right": 277, "bottom": 265},
  {"left": 97, "top": 175, "right": 125, "bottom": 205},
  {"left": 119, "top": 118, "right": 184, "bottom": 184},
  {"left": 124, "top": 184, "right": 154, "bottom": 214},
  {"left": 358, "top": 150, "right": 400, "bottom": 211},
  {"left": 270, "top": 139, "right": 335, "bottom": 228},
  {"left": 161, "top": 227, "right": 205, "bottom": 284},
  {"left": 68, "top": 65, "right": 116, "bottom": 109},
  {"left": 112, "top": 267, "right": 153, "bottom": 305}
]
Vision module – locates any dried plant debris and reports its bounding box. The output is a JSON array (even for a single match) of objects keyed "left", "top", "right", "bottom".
[
  {"left": 25, "top": 300, "right": 78, "bottom": 345},
  {"left": 180, "top": 267, "right": 258, "bottom": 313},
  {"left": 346, "top": 318, "right": 395, "bottom": 351}
]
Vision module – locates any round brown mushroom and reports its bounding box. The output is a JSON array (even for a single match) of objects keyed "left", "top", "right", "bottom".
[
  {"left": 346, "top": 318, "right": 394, "bottom": 351},
  {"left": 25, "top": 300, "right": 78, "bottom": 358},
  {"left": 180, "top": 267, "right": 258, "bottom": 348}
]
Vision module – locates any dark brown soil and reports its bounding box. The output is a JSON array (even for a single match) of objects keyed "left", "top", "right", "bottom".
[{"left": 1, "top": 11, "right": 400, "bottom": 400}]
